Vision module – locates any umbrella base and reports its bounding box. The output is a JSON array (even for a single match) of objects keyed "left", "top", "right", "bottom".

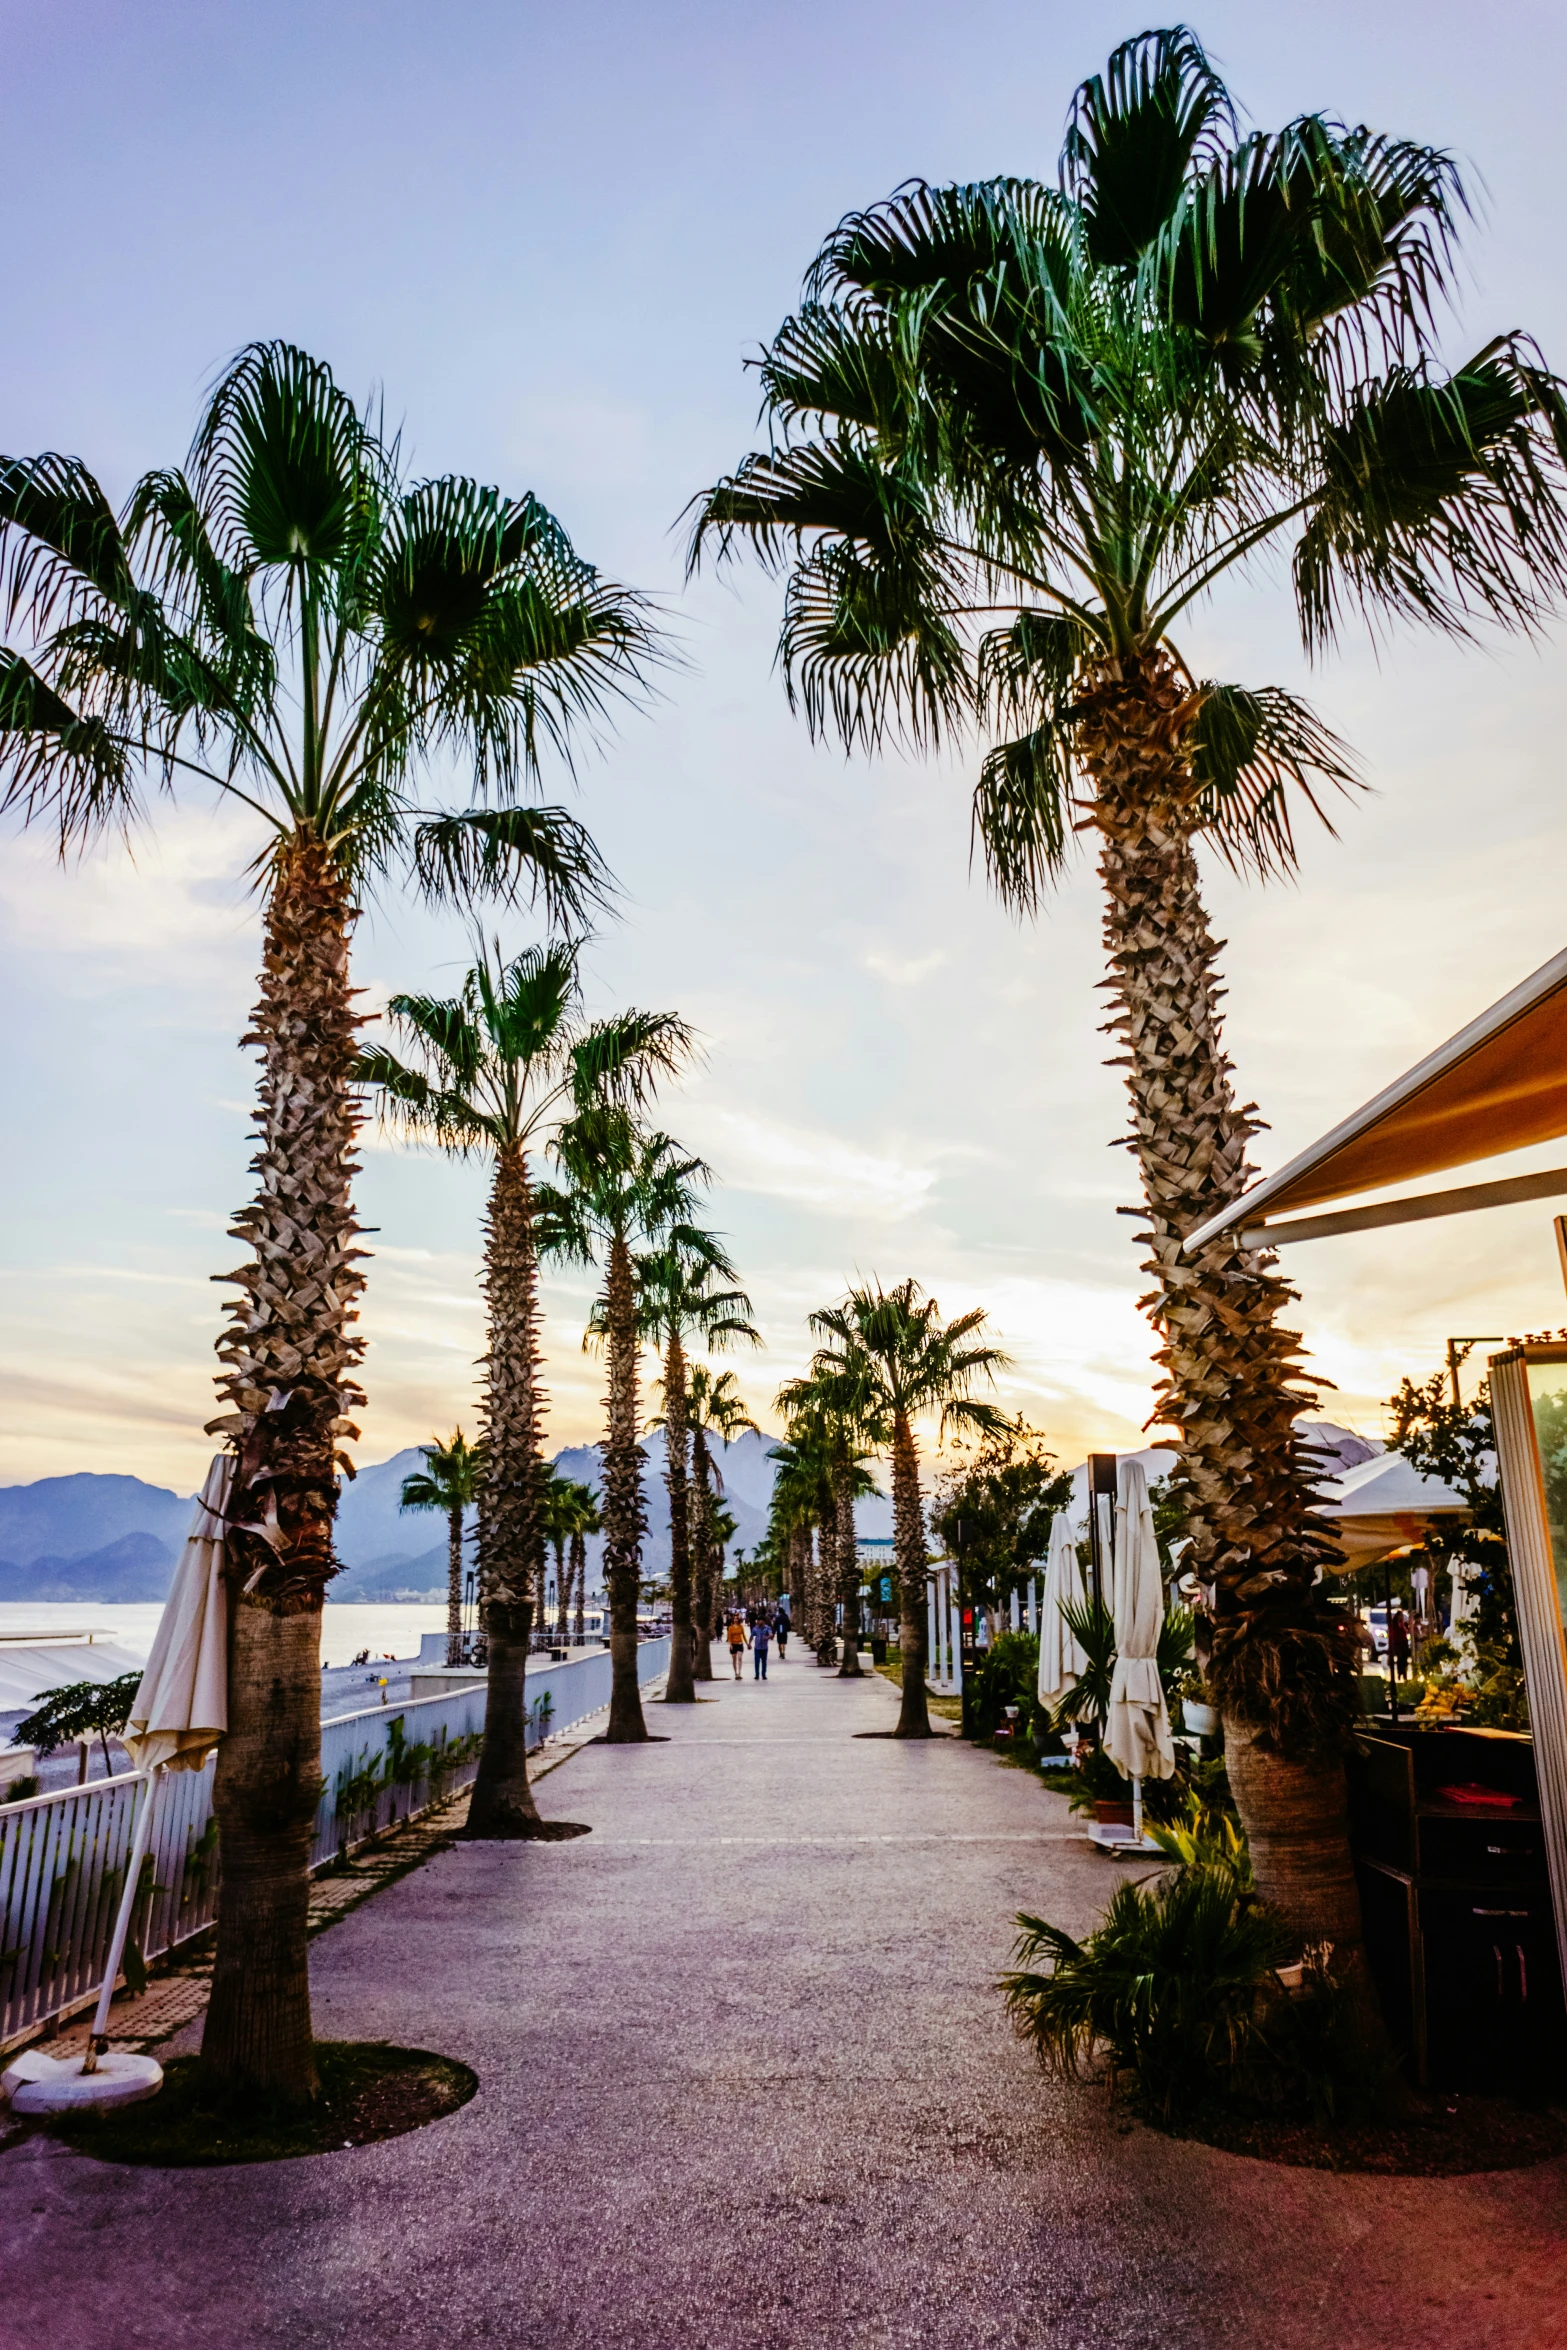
[
  {"left": 1085, "top": 1821, "right": 1164, "bottom": 1855},
  {"left": 3, "top": 2048, "right": 163, "bottom": 2113}
]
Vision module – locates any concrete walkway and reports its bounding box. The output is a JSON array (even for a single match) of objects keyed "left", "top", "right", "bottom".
[{"left": 5, "top": 1652, "right": 1567, "bottom": 2350}]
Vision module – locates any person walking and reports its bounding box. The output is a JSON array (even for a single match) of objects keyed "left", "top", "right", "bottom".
[
  {"left": 1389, "top": 1607, "right": 1412, "bottom": 1681},
  {"left": 726, "top": 1613, "right": 746, "bottom": 1680},
  {"left": 774, "top": 1610, "right": 788, "bottom": 1662},
  {"left": 751, "top": 1614, "right": 772, "bottom": 1681}
]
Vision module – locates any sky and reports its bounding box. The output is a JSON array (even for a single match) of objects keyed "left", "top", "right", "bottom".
[{"left": 4, "top": 0, "right": 1567, "bottom": 1493}]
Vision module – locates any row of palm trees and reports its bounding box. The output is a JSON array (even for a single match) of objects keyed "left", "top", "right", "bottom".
[
  {"left": 6, "top": 25, "right": 1567, "bottom": 2104},
  {"left": 760, "top": 1280, "right": 1010, "bottom": 1735}
]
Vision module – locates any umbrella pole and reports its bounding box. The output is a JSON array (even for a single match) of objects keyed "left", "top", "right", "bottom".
[
  {"left": 83, "top": 1765, "right": 163, "bottom": 2075},
  {"left": 1132, "top": 1773, "right": 1143, "bottom": 1845}
]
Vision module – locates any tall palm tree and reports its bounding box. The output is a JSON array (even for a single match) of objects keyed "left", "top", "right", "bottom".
[
  {"left": 645, "top": 1250, "right": 761, "bottom": 1699},
  {"left": 0, "top": 341, "right": 657, "bottom": 2105},
  {"left": 400, "top": 1430, "right": 484, "bottom": 1665},
  {"left": 538, "top": 1114, "right": 707, "bottom": 1739},
  {"left": 686, "top": 1367, "right": 759, "bottom": 1673},
  {"left": 689, "top": 27, "right": 1567, "bottom": 1967},
  {"left": 808, "top": 1283, "right": 1009, "bottom": 1735},
  {"left": 558, "top": 1478, "right": 602, "bottom": 1642},
  {"left": 767, "top": 1420, "right": 836, "bottom": 1653},
  {"left": 777, "top": 1368, "right": 885, "bottom": 1678},
  {"left": 359, "top": 936, "right": 690, "bottom": 1833}
]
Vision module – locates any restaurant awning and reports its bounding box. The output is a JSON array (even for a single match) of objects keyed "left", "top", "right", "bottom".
[{"left": 1187, "top": 942, "right": 1567, "bottom": 1250}]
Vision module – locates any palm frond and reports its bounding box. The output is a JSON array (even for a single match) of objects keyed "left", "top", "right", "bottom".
[
  {"left": 0, "top": 648, "right": 138, "bottom": 841},
  {"left": 1062, "top": 24, "right": 1235, "bottom": 269},
  {"left": 409, "top": 804, "right": 613, "bottom": 929},
  {"left": 1188, "top": 681, "right": 1358, "bottom": 876},
  {"left": 0, "top": 452, "right": 135, "bottom": 632},
  {"left": 189, "top": 340, "right": 376, "bottom": 574},
  {"left": 1295, "top": 336, "right": 1567, "bottom": 648}
]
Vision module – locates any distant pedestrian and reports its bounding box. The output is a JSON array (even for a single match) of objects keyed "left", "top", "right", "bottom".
[
  {"left": 1389, "top": 1607, "right": 1412, "bottom": 1678},
  {"left": 751, "top": 1617, "right": 771, "bottom": 1680},
  {"left": 727, "top": 1614, "right": 746, "bottom": 1680},
  {"left": 775, "top": 1614, "right": 788, "bottom": 1661}
]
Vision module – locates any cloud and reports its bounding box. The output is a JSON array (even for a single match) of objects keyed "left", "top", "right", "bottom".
[{"left": 700, "top": 1108, "right": 937, "bottom": 1221}]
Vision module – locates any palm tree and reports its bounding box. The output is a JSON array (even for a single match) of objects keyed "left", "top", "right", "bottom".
[
  {"left": 689, "top": 28, "right": 1567, "bottom": 1968},
  {"left": 686, "top": 1367, "right": 759, "bottom": 1674},
  {"left": 767, "top": 1420, "right": 837, "bottom": 1654},
  {"left": 808, "top": 1283, "right": 1009, "bottom": 1734},
  {"left": 0, "top": 341, "right": 658, "bottom": 2105},
  {"left": 400, "top": 1431, "right": 484, "bottom": 1665},
  {"left": 538, "top": 1113, "right": 707, "bottom": 1739},
  {"left": 359, "top": 937, "right": 690, "bottom": 1833},
  {"left": 645, "top": 1250, "right": 761, "bottom": 1699},
  {"left": 777, "top": 1368, "right": 885, "bottom": 1678},
  {"left": 555, "top": 1478, "right": 602, "bottom": 1642}
]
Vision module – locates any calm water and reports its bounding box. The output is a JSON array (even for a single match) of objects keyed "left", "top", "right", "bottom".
[{"left": 0, "top": 1600, "right": 450, "bottom": 1668}]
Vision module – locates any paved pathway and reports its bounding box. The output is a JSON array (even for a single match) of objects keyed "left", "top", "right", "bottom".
[{"left": 6, "top": 1653, "right": 1567, "bottom": 2349}]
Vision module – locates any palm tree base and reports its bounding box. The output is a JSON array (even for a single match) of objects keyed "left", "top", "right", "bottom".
[{"left": 458, "top": 1811, "right": 591, "bottom": 1841}]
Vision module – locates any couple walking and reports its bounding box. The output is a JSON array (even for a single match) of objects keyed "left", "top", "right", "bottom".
[{"left": 726, "top": 1608, "right": 786, "bottom": 1681}]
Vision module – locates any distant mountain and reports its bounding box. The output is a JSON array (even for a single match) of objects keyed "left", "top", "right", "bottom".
[
  {"left": 330, "top": 1543, "right": 448, "bottom": 1602},
  {"left": 0, "top": 1530, "right": 177, "bottom": 1603},
  {"left": 0, "top": 1472, "right": 194, "bottom": 1566}
]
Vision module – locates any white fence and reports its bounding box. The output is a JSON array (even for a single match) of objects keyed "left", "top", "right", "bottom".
[{"left": 0, "top": 1637, "right": 669, "bottom": 2053}]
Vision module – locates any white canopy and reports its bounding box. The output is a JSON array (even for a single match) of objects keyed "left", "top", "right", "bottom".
[
  {"left": 1103, "top": 1460, "right": 1176, "bottom": 1783},
  {"left": 124, "top": 1456, "right": 231, "bottom": 1773},
  {"left": 1037, "top": 1512, "right": 1087, "bottom": 1711},
  {"left": 1316, "top": 1450, "right": 1470, "bottom": 1573}
]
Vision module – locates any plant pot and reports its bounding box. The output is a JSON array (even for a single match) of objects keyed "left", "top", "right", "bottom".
[
  {"left": 1093, "top": 1797, "right": 1136, "bottom": 1828},
  {"left": 1182, "top": 1699, "right": 1218, "bottom": 1736}
]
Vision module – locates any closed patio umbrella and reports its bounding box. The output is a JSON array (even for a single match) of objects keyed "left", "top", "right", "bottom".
[
  {"left": 4, "top": 1458, "right": 232, "bottom": 2115},
  {"left": 1104, "top": 1460, "right": 1175, "bottom": 1827},
  {"left": 1037, "top": 1512, "right": 1087, "bottom": 1714}
]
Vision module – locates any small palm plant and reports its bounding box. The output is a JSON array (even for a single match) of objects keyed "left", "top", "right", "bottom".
[
  {"left": 537, "top": 1114, "right": 708, "bottom": 1739},
  {"left": 808, "top": 1282, "right": 1011, "bottom": 1733},
  {"left": 0, "top": 339, "right": 658, "bottom": 2102},
  {"left": 400, "top": 1430, "right": 484, "bottom": 1666},
  {"left": 1001, "top": 1872, "right": 1291, "bottom": 2120},
  {"left": 359, "top": 937, "right": 690, "bottom": 1833}
]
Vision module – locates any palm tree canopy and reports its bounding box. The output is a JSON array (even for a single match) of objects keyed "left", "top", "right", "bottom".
[
  {"left": 536, "top": 1112, "right": 710, "bottom": 1272},
  {"left": 687, "top": 1365, "right": 761, "bottom": 1453},
  {"left": 399, "top": 1427, "right": 484, "bottom": 1515},
  {"left": 690, "top": 26, "right": 1567, "bottom": 898},
  {"left": 637, "top": 1231, "right": 762, "bottom": 1359},
  {"left": 808, "top": 1278, "right": 1012, "bottom": 1442},
  {"left": 356, "top": 935, "right": 693, "bottom": 1157},
  {"left": 0, "top": 339, "right": 659, "bottom": 913}
]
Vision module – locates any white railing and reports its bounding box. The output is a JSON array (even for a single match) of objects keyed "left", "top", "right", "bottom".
[{"left": 0, "top": 1637, "right": 668, "bottom": 2052}]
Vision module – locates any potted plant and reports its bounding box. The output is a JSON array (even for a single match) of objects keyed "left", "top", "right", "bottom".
[
  {"left": 1060, "top": 1742, "right": 1136, "bottom": 1827},
  {"left": 1181, "top": 1678, "right": 1218, "bottom": 1738}
]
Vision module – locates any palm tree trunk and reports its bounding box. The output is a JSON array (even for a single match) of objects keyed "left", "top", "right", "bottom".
[
  {"left": 690, "top": 1428, "right": 715, "bottom": 1681},
  {"left": 571, "top": 1531, "right": 586, "bottom": 1645},
  {"left": 891, "top": 1411, "right": 931, "bottom": 1736},
  {"left": 1081, "top": 649, "right": 1376, "bottom": 2003},
  {"left": 603, "top": 1230, "right": 650, "bottom": 1740},
  {"left": 446, "top": 1505, "right": 464, "bottom": 1666},
  {"left": 662, "top": 1330, "right": 696, "bottom": 1702},
  {"left": 202, "top": 834, "right": 366, "bottom": 2105},
  {"left": 467, "top": 1144, "right": 545, "bottom": 1835},
  {"left": 835, "top": 1460, "right": 863, "bottom": 1677}
]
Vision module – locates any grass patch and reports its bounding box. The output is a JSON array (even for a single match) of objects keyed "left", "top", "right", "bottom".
[
  {"left": 48, "top": 2041, "right": 476, "bottom": 2166},
  {"left": 873, "top": 1658, "right": 962, "bottom": 1722}
]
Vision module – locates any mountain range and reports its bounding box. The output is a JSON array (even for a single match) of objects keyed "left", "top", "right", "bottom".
[{"left": 0, "top": 1421, "right": 1375, "bottom": 1604}]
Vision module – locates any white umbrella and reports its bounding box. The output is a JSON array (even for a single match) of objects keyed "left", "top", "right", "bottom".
[
  {"left": 1037, "top": 1512, "right": 1087, "bottom": 1713},
  {"left": 1104, "top": 1460, "right": 1176, "bottom": 1816},
  {"left": 13, "top": 1458, "right": 233, "bottom": 2109},
  {"left": 124, "top": 1454, "right": 231, "bottom": 1772}
]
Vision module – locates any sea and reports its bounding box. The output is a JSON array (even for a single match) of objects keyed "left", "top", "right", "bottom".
[{"left": 0, "top": 1600, "right": 449, "bottom": 1669}]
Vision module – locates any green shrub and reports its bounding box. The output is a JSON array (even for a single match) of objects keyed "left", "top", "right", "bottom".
[
  {"left": 1000, "top": 1869, "right": 1291, "bottom": 2120},
  {"left": 966, "top": 1630, "right": 1040, "bottom": 1741}
]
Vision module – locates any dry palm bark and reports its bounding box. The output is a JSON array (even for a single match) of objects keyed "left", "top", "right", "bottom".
[
  {"left": 835, "top": 1464, "right": 863, "bottom": 1677},
  {"left": 203, "top": 838, "right": 367, "bottom": 2101},
  {"left": 891, "top": 1413, "right": 932, "bottom": 1736},
  {"left": 466, "top": 1143, "right": 546, "bottom": 1835},
  {"left": 662, "top": 1330, "right": 696, "bottom": 1702},
  {"left": 603, "top": 1233, "right": 651, "bottom": 1740},
  {"left": 571, "top": 1529, "right": 587, "bottom": 1645},
  {"left": 446, "top": 1500, "right": 465, "bottom": 1665},
  {"left": 1081, "top": 650, "right": 1372, "bottom": 1996}
]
